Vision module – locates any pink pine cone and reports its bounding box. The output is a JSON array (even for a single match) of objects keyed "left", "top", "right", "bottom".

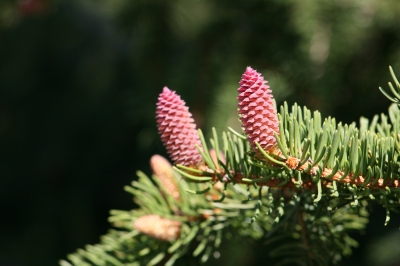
[
  {"left": 238, "top": 67, "right": 280, "bottom": 153},
  {"left": 156, "top": 87, "right": 203, "bottom": 166}
]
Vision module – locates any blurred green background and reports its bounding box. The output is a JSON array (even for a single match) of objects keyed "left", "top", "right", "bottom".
[{"left": 0, "top": 0, "right": 399, "bottom": 265}]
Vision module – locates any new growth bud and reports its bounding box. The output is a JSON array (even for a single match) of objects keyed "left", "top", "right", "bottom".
[
  {"left": 237, "top": 67, "right": 280, "bottom": 153},
  {"left": 150, "top": 154, "right": 180, "bottom": 200},
  {"left": 156, "top": 87, "right": 203, "bottom": 166},
  {"left": 134, "top": 214, "right": 181, "bottom": 242}
]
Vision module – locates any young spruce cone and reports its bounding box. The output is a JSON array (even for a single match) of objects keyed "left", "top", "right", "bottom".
[
  {"left": 237, "top": 67, "right": 280, "bottom": 153},
  {"left": 156, "top": 87, "right": 203, "bottom": 166}
]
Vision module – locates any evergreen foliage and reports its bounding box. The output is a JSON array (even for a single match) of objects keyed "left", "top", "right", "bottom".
[
  {"left": 60, "top": 67, "right": 400, "bottom": 266},
  {"left": 3, "top": 1, "right": 400, "bottom": 265}
]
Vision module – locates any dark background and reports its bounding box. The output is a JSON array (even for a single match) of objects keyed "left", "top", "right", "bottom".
[{"left": 0, "top": 0, "right": 399, "bottom": 265}]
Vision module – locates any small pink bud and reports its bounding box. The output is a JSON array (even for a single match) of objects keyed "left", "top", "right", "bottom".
[
  {"left": 238, "top": 67, "right": 280, "bottom": 153},
  {"left": 156, "top": 87, "right": 203, "bottom": 166},
  {"left": 134, "top": 214, "right": 181, "bottom": 241}
]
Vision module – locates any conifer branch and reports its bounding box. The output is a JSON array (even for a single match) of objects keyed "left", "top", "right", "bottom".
[{"left": 61, "top": 66, "right": 400, "bottom": 266}]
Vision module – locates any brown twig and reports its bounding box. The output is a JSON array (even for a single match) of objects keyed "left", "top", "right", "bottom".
[
  {"left": 291, "top": 157, "right": 400, "bottom": 189},
  {"left": 201, "top": 155, "right": 399, "bottom": 192}
]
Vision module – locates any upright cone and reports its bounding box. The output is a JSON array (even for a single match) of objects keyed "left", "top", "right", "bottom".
[
  {"left": 237, "top": 67, "right": 280, "bottom": 153},
  {"left": 156, "top": 87, "right": 203, "bottom": 166}
]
